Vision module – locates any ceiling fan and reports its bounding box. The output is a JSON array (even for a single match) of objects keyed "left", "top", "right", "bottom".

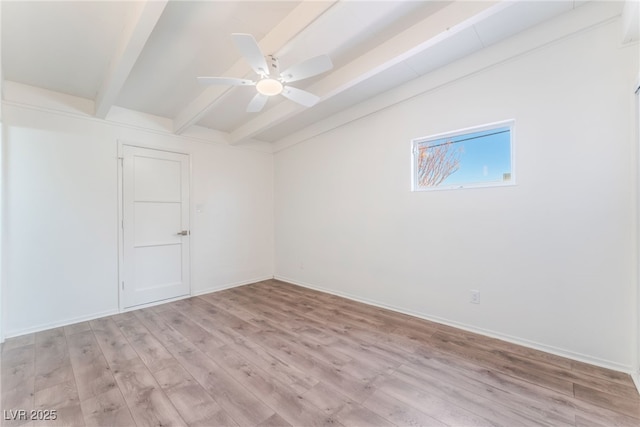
[{"left": 198, "top": 33, "right": 333, "bottom": 113}]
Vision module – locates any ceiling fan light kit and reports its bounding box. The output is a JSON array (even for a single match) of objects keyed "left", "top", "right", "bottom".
[
  {"left": 198, "top": 33, "right": 333, "bottom": 113},
  {"left": 256, "top": 78, "right": 283, "bottom": 96}
]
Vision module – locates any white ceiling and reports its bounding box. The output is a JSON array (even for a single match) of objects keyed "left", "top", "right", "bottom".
[{"left": 0, "top": 1, "right": 630, "bottom": 146}]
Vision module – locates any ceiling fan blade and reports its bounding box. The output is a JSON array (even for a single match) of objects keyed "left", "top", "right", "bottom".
[
  {"left": 197, "top": 77, "right": 255, "bottom": 86},
  {"left": 246, "top": 93, "right": 269, "bottom": 113},
  {"left": 231, "top": 33, "right": 269, "bottom": 76},
  {"left": 280, "top": 55, "right": 333, "bottom": 83},
  {"left": 281, "top": 86, "right": 320, "bottom": 107}
]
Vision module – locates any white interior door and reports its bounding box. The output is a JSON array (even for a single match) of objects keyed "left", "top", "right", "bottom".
[{"left": 122, "top": 145, "right": 190, "bottom": 309}]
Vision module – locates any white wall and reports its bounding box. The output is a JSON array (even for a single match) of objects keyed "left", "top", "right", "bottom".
[
  {"left": 274, "top": 18, "right": 639, "bottom": 371},
  {"left": 3, "top": 103, "right": 273, "bottom": 337}
]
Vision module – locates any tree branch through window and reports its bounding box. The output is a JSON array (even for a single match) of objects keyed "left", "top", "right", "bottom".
[{"left": 417, "top": 141, "right": 462, "bottom": 187}]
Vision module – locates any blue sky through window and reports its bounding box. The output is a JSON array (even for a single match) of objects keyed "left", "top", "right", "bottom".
[{"left": 420, "top": 126, "right": 512, "bottom": 187}]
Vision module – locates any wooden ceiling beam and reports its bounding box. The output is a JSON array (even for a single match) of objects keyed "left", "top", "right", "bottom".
[
  {"left": 94, "top": 1, "right": 168, "bottom": 119},
  {"left": 622, "top": 0, "right": 639, "bottom": 44},
  {"left": 228, "top": 0, "right": 506, "bottom": 145}
]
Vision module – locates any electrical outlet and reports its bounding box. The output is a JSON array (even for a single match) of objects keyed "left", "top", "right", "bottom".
[{"left": 470, "top": 290, "right": 480, "bottom": 304}]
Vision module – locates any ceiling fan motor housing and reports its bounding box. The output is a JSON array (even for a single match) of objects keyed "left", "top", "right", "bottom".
[{"left": 266, "top": 55, "right": 280, "bottom": 77}]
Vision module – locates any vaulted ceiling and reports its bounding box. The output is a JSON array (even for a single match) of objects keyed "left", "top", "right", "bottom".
[{"left": 1, "top": 1, "right": 636, "bottom": 148}]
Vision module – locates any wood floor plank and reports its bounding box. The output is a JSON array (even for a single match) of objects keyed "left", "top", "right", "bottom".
[
  {"left": 195, "top": 292, "right": 260, "bottom": 322},
  {"left": 256, "top": 413, "right": 294, "bottom": 427},
  {"left": 301, "top": 381, "right": 353, "bottom": 416},
  {"left": 393, "top": 363, "right": 558, "bottom": 427},
  {"left": 247, "top": 326, "right": 377, "bottom": 404},
  {"left": 34, "top": 328, "right": 74, "bottom": 392},
  {"left": 33, "top": 404, "right": 84, "bottom": 427},
  {"left": 430, "top": 330, "right": 576, "bottom": 395},
  {"left": 571, "top": 360, "right": 637, "bottom": 387},
  {"left": 573, "top": 383, "right": 640, "bottom": 419},
  {"left": 403, "top": 348, "right": 576, "bottom": 425},
  {"left": 156, "top": 308, "right": 227, "bottom": 353},
  {"left": 165, "top": 341, "right": 275, "bottom": 426},
  {"left": 133, "top": 308, "right": 188, "bottom": 349},
  {"left": 301, "top": 307, "right": 425, "bottom": 359},
  {"left": 80, "top": 388, "right": 136, "bottom": 427},
  {"left": 32, "top": 377, "right": 84, "bottom": 427},
  {"left": 362, "top": 389, "right": 448, "bottom": 427},
  {"left": 3, "top": 279, "right": 638, "bottom": 426},
  {"left": 574, "top": 414, "right": 610, "bottom": 427},
  {"left": 1, "top": 344, "right": 35, "bottom": 427},
  {"left": 34, "top": 380, "right": 79, "bottom": 411},
  {"left": 173, "top": 297, "right": 319, "bottom": 394},
  {"left": 66, "top": 330, "right": 118, "bottom": 402},
  {"left": 113, "top": 314, "right": 176, "bottom": 373},
  {"left": 90, "top": 317, "right": 139, "bottom": 367},
  {"left": 110, "top": 357, "right": 186, "bottom": 427},
  {"left": 205, "top": 291, "right": 344, "bottom": 355},
  {"left": 1, "top": 334, "right": 35, "bottom": 353},
  {"left": 332, "top": 400, "right": 396, "bottom": 427},
  {"left": 175, "top": 297, "right": 261, "bottom": 336},
  {"left": 255, "top": 321, "right": 351, "bottom": 368},
  {"left": 211, "top": 345, "right": 342, "bottom": 427},
  {"left": 202, "top": 291, "right": 336, "bottom": 345},
  {"left": 63, "top": 322, "right": 91, "bottom": 337},
  {"left": 573, "top": 404, "right": 640, "bottom": 427},
  {"left": 152, "top": 363, "right": 228, "bottom": 426},
  {"left": 377, "top": 375, "right": 501, "bottom": 427},
  {"left": 2, "top": 343, "right": 35, "bottom": 391},
  {"left": 436, "top": 322, "right": 574, "bottom": 370}
]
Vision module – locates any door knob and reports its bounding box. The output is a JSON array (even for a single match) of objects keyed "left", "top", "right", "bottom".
[{"left": 177, "top": 230, "right": 190, "bottom": 236}]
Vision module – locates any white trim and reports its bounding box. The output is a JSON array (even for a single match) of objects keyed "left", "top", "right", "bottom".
[
  {"left": 3, "top": 309, "right": 119, "bottom": 339},
  {"left": 411, "top": 119, "right": 516, "bottom": 192},
  {"left": 1, "top": 97, "right": 273, "bottom": 155},
  {"left": 412, "top": 181, "right": 516, "bottom": 192},
  {"left": 117, "top": 142, "right": 124, "bottom": 313},
  {"left": 635, "top": 73, "right": 640, "bottom": 396},
  {"left": 121, "top": 293, "right": 192, "bottom": 313},
  {"left": 0, "top": 122, "right": 4, "bottom": 344},
  {"left": 191, "top": 275, "right": 274, "bottom": 297},
  {"left": 274, "top": 275, "right": 635, "bottom": 375}
]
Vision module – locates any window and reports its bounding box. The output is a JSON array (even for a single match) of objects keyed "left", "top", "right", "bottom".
[{"left": 411, "top": 120, "right": 514, "bottom": 191}]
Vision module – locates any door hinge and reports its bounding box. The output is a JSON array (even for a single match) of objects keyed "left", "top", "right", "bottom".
[{"left": 122, "top": 281, "right": 124, "bottom": 290}]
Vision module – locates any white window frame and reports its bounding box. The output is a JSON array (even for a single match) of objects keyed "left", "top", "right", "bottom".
[{"left": 411, "top": 120, "right": 516, "bottom": 192}]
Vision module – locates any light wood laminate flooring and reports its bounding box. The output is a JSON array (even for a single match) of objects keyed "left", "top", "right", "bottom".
[{"left": 2, "top": 279, "right": 639, "bottom": 426}]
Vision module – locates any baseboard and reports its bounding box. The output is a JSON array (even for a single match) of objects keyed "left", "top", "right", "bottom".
[
  {"left": 2, "top": 276, "right": 273, "bottom": 340},
  {"left": 633, "top": 372, "right": 640, "bottom": 395},
  {"left": 191, "top": 275, "right": 273, "bottom": 297},
  {"left": 121, "top": 294, "right": 193, "bottom": 313},
  {"left": 274, "top": 275, "right": 634, "bottom": 376},
  {"left": 3, "top": 308, "right": 120, "bottom": 339}
]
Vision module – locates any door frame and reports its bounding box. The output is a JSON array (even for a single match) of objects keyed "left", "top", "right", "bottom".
[
  {"left": 635, "top": 75, "right": 640, "bottom": 393},
  {"left": 117, "top": 140, "right": 193, "bottom": 312}
]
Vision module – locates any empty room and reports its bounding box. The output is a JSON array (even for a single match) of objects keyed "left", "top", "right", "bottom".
[{"left": 1, "top": 0, "right": 640, "bottom": 426}]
